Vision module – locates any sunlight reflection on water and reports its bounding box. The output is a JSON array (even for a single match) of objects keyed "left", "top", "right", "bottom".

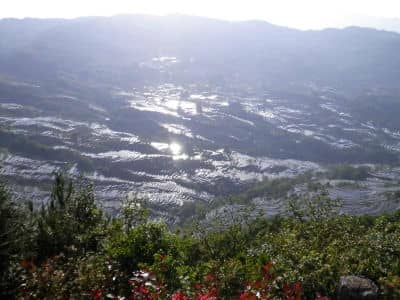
[{"left": 169, "top": 142, "right": 182, "bottom": 155}]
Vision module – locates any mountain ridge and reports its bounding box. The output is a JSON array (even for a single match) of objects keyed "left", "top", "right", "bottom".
[{"left": 1, "top": 14, "right": 400, "bottom": 92}]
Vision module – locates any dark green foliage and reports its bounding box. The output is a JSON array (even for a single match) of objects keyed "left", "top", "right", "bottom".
[
  {"left": 257, "top": 213, "right": 400, "bottom": 297},
  {"left": 0, "top": 183, "right": 16, "bottom": 275},
  {"left": 287, "top": 191, "right": 342, "bottom": 222},
  {"left": 327, "top": 165, "right": 370, "bottom": 181},
  {"left": 0, "top": 181, "right": 35, "bottom": 297},
  {"left": 119, "top": 196, "right": 150, "bottom": 232},
  {"left": 107, "top": 223, "right": 178, "bottom": 270},
  {"left": 0, "top": 173, "right": 400, "bottom": 298},
  {"left": 0, "top": 182, "right": 21, "bottom": 289},
  {"left": 36, "top": 173, "right": 105, "bottom": 260},
  {"left": 203, "top": 174, "right": 313, "bottom": 213}
]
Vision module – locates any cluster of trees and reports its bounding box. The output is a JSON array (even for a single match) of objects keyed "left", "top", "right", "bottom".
[
  {"left": 0, "top": 174, "right": 400, "bottom": 299},
  {"left": 326, "top": 165, "right": 371, "bottom": 181}
]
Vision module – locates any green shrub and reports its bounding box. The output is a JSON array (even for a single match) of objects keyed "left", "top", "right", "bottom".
[
  {"left": 327, "top": 165, "right": 370, "bottom": 181},
  {"left": 36, "top": 173, "right": 106, "bottom": 260},
  {"left": 0, "top": 173, "right": 399, "bottom": 299}
]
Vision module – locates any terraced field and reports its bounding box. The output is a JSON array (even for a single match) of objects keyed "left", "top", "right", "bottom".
[{"left": 1, "top": 69, "right": 400, "bottom": 218}]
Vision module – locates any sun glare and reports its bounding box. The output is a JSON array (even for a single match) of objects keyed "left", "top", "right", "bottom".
[{"left": 169, "top": 142, "right": 182, "bottom": 155}]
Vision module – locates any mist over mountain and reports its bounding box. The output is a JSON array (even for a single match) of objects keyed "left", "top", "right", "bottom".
[
  {"left": 1, "top": 15, "right": 400, "bottom": 91},
  {"left": 328, "top": 14, "right": 400, "bottom": 34}
]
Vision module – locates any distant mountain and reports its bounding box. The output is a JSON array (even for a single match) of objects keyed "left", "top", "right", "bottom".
[
  {"left": 1, "top": 15, "right": 400, "bottom": 92},
  {"left": 0, "top": 18, "right": 66, "bottom": 55},
  {"left": 330, "top": 14, "right": 400, "bottom": 34}
]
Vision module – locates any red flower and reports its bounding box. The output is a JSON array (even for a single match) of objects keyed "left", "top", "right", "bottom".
[
  {"left": 91, "top": 289, "right": 103, "bottom": 300},
  {"left": 240, "top": 292, "right": 257, "bottom": 300},
  {"left": 263, "top": 263, "right": 273, "bottom": 273},
  {"left": 251, "top": 281, "right": 263, "bottom": 289},
  {"left": 240, "top": 293, "right": 249, "bottom": 300},
  {"left": 262, "top": 263, "right": 274, "bottom": 280},
  {"left": 172, "top": 292, "right": 189, "bottom": 300},
  {"left": 283, "top": 284, "right": 290, "bottom": 293},
  {"left": 196, "top": 289, "right": 219, "bottom": 300},
  {"left": 197, "top": 295, "right": 217, "bottom": 300},
  {"left": 140, "top": 286, "right": 150, "bottom": 295},
  {"left": 294, "top": 283, "right": 303, "bottom": 292},
  {"left": 316, "top": 294, "right": 329, "bottom": 300},
  {"left": 283, "top": 282, "right": 303, "bottom": 300},
  {"left": 205, "top": 274, "right": 216, "bottom": 282},
  {"left": 20, "top": 259, "right": 35, "bottom": 270}
]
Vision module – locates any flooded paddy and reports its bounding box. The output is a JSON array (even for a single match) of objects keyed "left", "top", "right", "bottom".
[{"left": 1, "top": 81, "right": 400, "bottom": 218}]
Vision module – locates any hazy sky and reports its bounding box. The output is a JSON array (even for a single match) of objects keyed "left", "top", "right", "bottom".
[{"left": 1, "top": 0, "right": 400, "bottom": 29}]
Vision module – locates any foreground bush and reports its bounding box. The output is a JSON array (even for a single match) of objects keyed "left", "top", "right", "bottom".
[{"left": 0, "top": 174, "right": 399, "bottom": 299}]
